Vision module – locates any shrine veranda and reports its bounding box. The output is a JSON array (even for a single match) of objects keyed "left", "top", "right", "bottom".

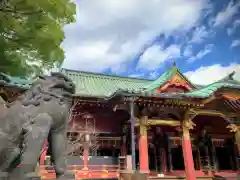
[{"left": 0, "top": 65, "right": 240, "bottom": 179}]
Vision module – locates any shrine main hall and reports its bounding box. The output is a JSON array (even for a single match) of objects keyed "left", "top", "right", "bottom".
[{"left": 0, "top": 65, "right": 240, "bottom": 179}]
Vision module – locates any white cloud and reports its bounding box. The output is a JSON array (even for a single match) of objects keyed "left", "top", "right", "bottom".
[
  {"left": 149, "top": 71, "right": 159, "bottom": 79},
  {"left": 231, "top": 40, "right": 240, "bottom": 48},
  {"left": 234, "top": 19, "right": 240, "bottom": 27},
  {"left": 184, "top": 63, "right": 240, "bottom": 85},
  {"left": 62, "top": 0, "right": 210, "bottom": 73},
  {"left": 183, "top": 45, "right": 193, "bottom": 57},
  {"left": 187, "top": 44, "right": 214, "bottom": 63},
  {"left": 137, "top": 44, "right": 181, "bottom": 70},
  {"left": 227, "top": 28, "right": 235, "bottom": 36},
  {"left": 208, "top": 17, "right": 215, "bottom": 27},
  {"left": 129, "top": 73, "right": 145, "bottom": 78},
  {"left": 227, "top": 19, "right": 240, "bottom": 36},
  {"left": 188, "top": 26, "right": 214, "bottom": 44},
  {"left": 214, "top": 1, "right": 240, "bottom": 27}
]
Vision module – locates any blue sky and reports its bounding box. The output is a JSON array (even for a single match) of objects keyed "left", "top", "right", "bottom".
[{"left": 61, "top": 0, "right": 240, "bottom": 85}]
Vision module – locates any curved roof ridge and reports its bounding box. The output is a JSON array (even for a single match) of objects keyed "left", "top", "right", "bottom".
[
  {"left": 61, "top": 68, "right": 152, "bottom": 82},
  {"left": 183, "top": 76, "right": 240, "bottom": 98},
  {"left": 143, "top": 66, "right": 177, "bottom": 90},
  {"left": 188, "top": 71, "right": 240, "bottom": 90},
  {"left": 216, "top": 71, "right": 240, "bottom": 84}
]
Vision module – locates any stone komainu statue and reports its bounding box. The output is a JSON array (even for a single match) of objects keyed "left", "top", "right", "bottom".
[{"left": 0, "top": 72, "right": 75, "bottom": 179}]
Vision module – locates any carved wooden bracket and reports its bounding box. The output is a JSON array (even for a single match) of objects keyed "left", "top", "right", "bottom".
[
  {"left": 226, "top": 124, "right": 239, "bottom": 133},
  {"left": 183, "top": 119, "right": 196, "bottom": 130},
  {"left": 183, "top": 110, "right": 196, "bottom": 130},
  {"left": 186, "top": 109, "right": 197, "bottom": 119}
]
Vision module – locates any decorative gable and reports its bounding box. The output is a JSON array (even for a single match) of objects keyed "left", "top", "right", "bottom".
[
  {"left": 144, "top": 64, "right": 195, "bottom": 93},
  {"left": 155, "top": 73, "right": 193, "bottom": 93}
]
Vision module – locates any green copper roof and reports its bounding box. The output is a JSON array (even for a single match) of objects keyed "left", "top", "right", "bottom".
[
  {"left": 143, "top": 65, "right": 195, "bottom": 91},
  {"left": 2, "top": 69, "right": 239, "bottom": 100},
  {"left": 183, "top": 72, "right": 240, "bottom": 98},
  {"left": 184, "top": 81, "right": 240, "bottom": 98},
  {"left": 0, "top": 73, "right": 31, "bottom": 89},
  {"left": 61, "top": 65, "right": 196, "bottom": 97},
  {"left": 61, "top": 68, "right": 240, "bottom": 99},
  {"left": 61, "top": 69, "right": 152, "bottom": 97}
]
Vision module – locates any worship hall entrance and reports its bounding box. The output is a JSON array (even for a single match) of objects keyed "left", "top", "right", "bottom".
[{"left": 132, "top": 120, "right": 239, "bottom": 176}]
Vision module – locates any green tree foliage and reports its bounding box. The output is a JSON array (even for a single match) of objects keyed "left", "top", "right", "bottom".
[{"left": 0, "top": 0, "right": 76, "bottom": 76}]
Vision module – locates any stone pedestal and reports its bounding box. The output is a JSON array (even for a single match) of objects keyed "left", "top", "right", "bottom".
[
  {"left": 0, "top": 173, "right": 41, "bottom": 180},
  {"left": 126, "top": 155, "right": 133, "bottom": 171},
  {"left": 0, "top": 172, "right": 8, "bottom": 180},
  {"left": 120, "top": 170, "right": 149, "bottom": 180},
  {"left": 1, "top": 171, "right": 41, "bottom": 180}
]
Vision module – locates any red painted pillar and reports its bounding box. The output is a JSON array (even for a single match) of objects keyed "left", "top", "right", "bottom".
[
  {"left": 83, "top": 134, "right": 89, "bottom": 170},
  {"left": 40, "top": 141, "right": 48, "bottom": 165},
  {"left": 83, "top": 147, "right": 89, "bottom": 170},
  {"left": 182, "top": 123, "right": 196, "bottom": 180},
  {"left": 139, "top": 116, "right": 149, "bottom": 173}
]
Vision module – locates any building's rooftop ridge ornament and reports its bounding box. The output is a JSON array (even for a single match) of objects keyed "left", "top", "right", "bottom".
[
  {"left": 228, "top": 71, "right": 235, "bottom": 80},
  {"left": 218, "top": 71, "right": 239, "bottom": 83},
  {"left": 172, "top": 61, "right": 176, "bottom": 67}
]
